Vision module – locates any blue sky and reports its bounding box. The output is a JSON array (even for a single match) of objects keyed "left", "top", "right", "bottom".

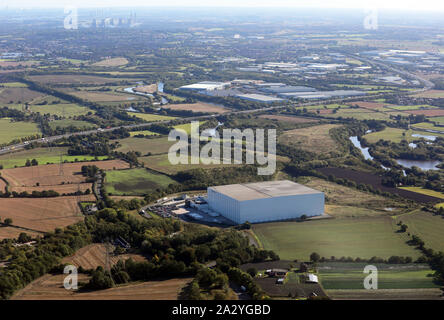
[{"left": 1, "top": 0, "right": 443, "bottom": 11}]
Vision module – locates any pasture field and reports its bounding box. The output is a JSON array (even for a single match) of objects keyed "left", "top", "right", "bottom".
[
  {"left": 30, "top": 103, "right": 91, "bottom": 117},
  {"left": 303, "top": 177, "right": 406, "bottom": 215},
  {"left": 104, "top": 168, "right": 176, "bottom": 195},
  {"left": 163, "top": 94, "right": 186, "bottom": 102},
  {"left": 411, "top": 122, "right": 444, "bottom": 132},
  {"left": 0, "top": 147, "right": 107, "bottom": 169},
  {"left": 363, "top": 128, "right": 444, "bottom": 143},
  {"left": 128, "top": 112, "right": 176, "bottom": 122},
  {"left": 252, "top": 217, "right": 420, "bottom": 261},
  {"left": 432, "top": 117, "right": 444, "bottom": 125},
  {"left": 0, "top": 196, "right": 95, "bottom": 232},
  {"left": 92, "top": 57, "right": 129, "bottom": 67},
  {"left": 116, "top": 137, "right": 175, "bottom": 155},
  {"left": 48, "top": 119, "right": 97, "bottom": 130},
  {"left": 386, "top": 105, "right": 437, "bottom": 111},
  {"left": 1, "top": 160, "right": 129, "bottom": 187},
  {"left": 162, "top": 103, "right": 228, "bottom": 114},
  {"left": 173, "top": 121, "right": 207, "bottom": 135},
  {"left": 395, "top": 209, "right": 444, "bottom": 252},
  {"left": 62, "top": 243, "right": 148, "bottom": 270},
  {"left": 363, "top": 128, "right": 414, "bottom": 143},
  {"left": 0, "top": 87, "right": 44, "bottom": 104},
  {"left": 297, "top": 104, "right": 350, "bottom": 110},
  {"left": 319, "top": 263, "right": 438, "bottom": 290},
  {"left": 278, "top": 124, "right": 342, "bottom": 155},
  {"left": 0, "top": 119, "right": 40, "bottom": 144},
  {"left": 259, "top": 114, "right": 319, "bottom": 124},
  {"left": 12, "top": 274, "right": 192, "bottom": 300}
]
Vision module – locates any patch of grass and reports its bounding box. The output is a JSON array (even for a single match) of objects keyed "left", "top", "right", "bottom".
[
  {"left": 129, "top": 130, "right": 159, "bottom": 137},
  {"left": 387, "top": 105, "right": 437, "bottom": 111},
  {"left": 252, "top": 217, "right": 421, "bottom": 261},
  {"left": 363, "top": 128, "right": 444, "bottom": 143},
  {"left": 104, "top": 168, "right": 176, "bottom": 196},
  {"left": 0, "top": 82, "right": 27, "bottom": 88}
]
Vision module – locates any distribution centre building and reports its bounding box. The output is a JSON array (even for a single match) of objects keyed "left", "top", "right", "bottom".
[{"left": 207, "top": 180, "right": 324, "bottom": 224}]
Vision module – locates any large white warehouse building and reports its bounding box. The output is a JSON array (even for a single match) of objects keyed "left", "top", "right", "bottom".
[{"left": 207, "top": 180, "right": 324, "bottom": 224}]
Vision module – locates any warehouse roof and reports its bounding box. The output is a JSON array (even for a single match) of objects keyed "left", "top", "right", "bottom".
[{"left": 209, "top": 180, "right": 322, "bottom": 201}]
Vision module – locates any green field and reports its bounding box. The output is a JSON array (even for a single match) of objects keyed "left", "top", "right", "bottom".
[
  {"left": 386, "top": 105, "right": 437, "bottom": 111},
  {"left": 116, "top": 137, "right": 176, "bottom": 155},
  {"left": 363, "top": 128, "right": 444, "bottom": 143},
  {"left": 0, "top": 118, "right": 40, "bottom": 144},
  {"left": 324, "top": 110, "right": 392, "bottom": 121},
  {"left": 412, "top": 122, "right": 444, "bottom": 132},
  {"left": 0, "top": 147, "right": 108, "bottom": 168},
  {"left": 432, "top": 117, "right": 444, "bottom": 125},
  {"left": 128, "top": 112, "right": 176, "bottom": 122},
  {"left": 319, "top": 263, "right": 438, "bottom": 290},
  {"left": 104, "top": 168, "right": 176, "bottom": 195},
  {"left": 173, "top": 121, "right": 207, "bottom": 135},
  {"left": 252, "top": 217, "right": 421, "bottom": 261},
  {"left": 395, "top": 210, "right": 444, "bottom": 253},
  {"left": 0, "top": 82, "right": 28, "bottom": 88},
  {"left": 30, "top": 103, "right": 91, "bottom": 117},
  {"left": 48, "top": 119, "right": 97, "bottom": 130}
]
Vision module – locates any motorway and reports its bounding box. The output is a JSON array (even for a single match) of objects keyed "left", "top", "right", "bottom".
[{"left": 0, "top": 57, "right": 434, "bottom": 156}]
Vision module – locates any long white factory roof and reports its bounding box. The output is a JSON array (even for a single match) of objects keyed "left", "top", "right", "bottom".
[{"left": 209, "top": 180, "right": 322, "bottom": 201}]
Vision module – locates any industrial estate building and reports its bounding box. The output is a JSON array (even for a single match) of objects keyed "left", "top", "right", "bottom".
[{"left": 207, "top": 180, "right": 324, "bottom": 224}]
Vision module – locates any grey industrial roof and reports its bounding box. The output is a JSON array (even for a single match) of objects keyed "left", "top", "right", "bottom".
[{"left": 209, "top": 180, "right": 322, "bottom": 201}]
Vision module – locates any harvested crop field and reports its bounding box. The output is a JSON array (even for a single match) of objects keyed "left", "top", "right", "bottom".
[
  {"left": 0, "top": 178, "right": 6, "bottom": 192},
  {"left": 259, "top": 115, "right": 318, "bottom": 123},
  {"left": 318, "top": 167, "right": 442, "bottom": 203},
  {"left": 1, "top": 160, "right": 129, "bottom": 187},
  {"left": 0, "top": 226, "right": 42, "bottom": 240},
  {"left": 405, "top": 109, "right": 444, "bottom": 117},
  {"left": 162, "top": 103, "right": 228, "bottom": 114},
  {"left": 12, "top": 274, "right": 192, "bottom": 300},
  {"left": 62, "top": 243, "right": 148, "bottom": 270},
  {"left": 133, "top": 84, "right": 157, "bottom": 94},
  {"left": 0, "top": 196, "right": 94, "bottom": 232},
  {"left": 346, "top": 101, "right": 387, "bottom": 110},
  {"left": 10, "top": 182, "right": 92, "bottom": 195}
]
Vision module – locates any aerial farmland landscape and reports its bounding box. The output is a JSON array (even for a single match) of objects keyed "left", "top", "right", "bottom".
[{"left": 0, "top": 0, "right": 444, "bottom": 312}]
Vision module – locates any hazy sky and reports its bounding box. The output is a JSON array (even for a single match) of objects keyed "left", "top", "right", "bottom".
[{"left": 1, "top": 0, "right": 443, "bottom": 11}]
